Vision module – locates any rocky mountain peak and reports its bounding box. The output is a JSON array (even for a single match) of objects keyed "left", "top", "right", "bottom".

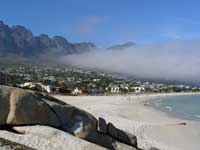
[{"left": 0, "top": 20, "right": 97, "bottom": 57}]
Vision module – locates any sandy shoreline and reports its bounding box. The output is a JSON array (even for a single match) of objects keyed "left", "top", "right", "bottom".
[{"left": 54, "top": 93, "right": 200, "bottom": 150}]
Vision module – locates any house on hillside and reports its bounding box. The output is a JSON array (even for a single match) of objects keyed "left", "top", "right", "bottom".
[
  {"left": 106, "top": 84, "right": 120, "bottom": 94},
  {"left": 41, "top": 85, "right": 52, "bottom": 93},
  {"left": 19, "top": 82, "right": 53, "bottom": 93},
  {"left": 111, "top": 85, "right": 120, "bottom": 93},
  {"left": 72, "top": 87, "right": 82, "bottom": 96},
  {"left": 133, "top": 86, "right": 145, "bottom": 94}
]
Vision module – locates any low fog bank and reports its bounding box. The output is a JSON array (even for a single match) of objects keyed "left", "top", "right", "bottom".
[{"left": 60, "top": 39, "right": 200, "bottom": 82}]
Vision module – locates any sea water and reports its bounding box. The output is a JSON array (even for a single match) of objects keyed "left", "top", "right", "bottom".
[{"left": 155, "top": 94, "right": 200, "bottom": 120}]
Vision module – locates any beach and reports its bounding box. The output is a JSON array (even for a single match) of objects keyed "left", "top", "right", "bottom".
[{"left": 55, "top": 93, "right": 200, "bottom": 150}]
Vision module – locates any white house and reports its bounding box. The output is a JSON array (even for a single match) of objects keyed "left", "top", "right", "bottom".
[
  {"left": 19, "top": 82, "right": 36, "bottom": 88},
  {"left": 19, "top": 82, "right": 52, "bottom": 93},
  {"left": 111, "top": 85, "right": 120, "bottom": 93},
  {"left": 133, "top": 87, "right": 145, "bottom": 94},
  {"left": 41, "top": 85, "right": 52, "bottom": 93},
  {"left": 72, "top": 87, "right": 82, "bottom": 96}
]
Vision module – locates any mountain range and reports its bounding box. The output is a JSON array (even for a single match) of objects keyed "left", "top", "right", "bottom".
[
  {"left": 0, "top": 20, "right": 96, "bottom": 57},
  {"left": 107, "top": 42, "right": 135, "bottom": 50}
]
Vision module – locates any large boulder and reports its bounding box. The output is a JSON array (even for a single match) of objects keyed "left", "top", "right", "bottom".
[
  {"left": 98, "top": 117, "right": 107, "bottom": 134},
  {"left": 6, "top": 88, "right": 60, "bottom": 127},
  {"left": 33, "top": 93, "right": 97, "bottom": 138},
  {"left": 0, "top": 86, "right": 11, "bottom": 125},
  {"left": 85, "top": 131, "right": 136, "bottom": 150},
  {"left": 107, "top": 123, "right": 137, "bottom": 148},
  {"left": 0, "top": 86, "right": 97, "bottom": 139}
]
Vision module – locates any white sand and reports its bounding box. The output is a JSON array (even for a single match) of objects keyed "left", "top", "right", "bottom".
[{"left": 55, "top": 93, "right": 200, "bottom": 150}]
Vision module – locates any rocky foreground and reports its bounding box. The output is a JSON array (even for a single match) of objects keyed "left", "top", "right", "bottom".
[
  {"left": 0, "top": 86, "right": 158, "bottom": 150},
  {"left": 0, "top": 137, "right": 35, "bottom": 150}
]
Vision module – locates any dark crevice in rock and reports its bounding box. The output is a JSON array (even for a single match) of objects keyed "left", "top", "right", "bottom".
[
  {"left": 0, "top": 125, "right": 23, "bottom": 134},
  {"left": 0, "top": 137, "right": 36, "bottom": 150}
]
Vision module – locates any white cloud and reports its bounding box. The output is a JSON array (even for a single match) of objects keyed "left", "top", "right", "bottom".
[{"left": 60, "top": 39, "right": 200, "bottom": 82}]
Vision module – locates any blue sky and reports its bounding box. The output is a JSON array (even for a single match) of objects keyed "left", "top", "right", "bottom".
[{"left": 1, "top": 0, "right": 200, "bottom": 46}]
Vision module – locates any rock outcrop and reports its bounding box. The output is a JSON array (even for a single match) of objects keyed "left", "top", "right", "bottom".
[
  {"left": 0, "top": 86, "right": 159, "bottom": 150},
  {"left": 107, "top": 123, "right": 137, "bottom": 147},
  {"left": 0, "top": 86, "right": 97, "bottom": 139},
  {"left": 0, "top": 137, "right": 35, "bottom": 150},
  {"left": 98, "top": 117, "right": 107, "bottom": 134},
  {"left": 0, "top": 125, "right": 107, "bottom": 150}
]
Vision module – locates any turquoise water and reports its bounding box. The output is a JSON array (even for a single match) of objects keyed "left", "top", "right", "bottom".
[{"left": 155, "top": 94, "right": 200, "bottom": 120}]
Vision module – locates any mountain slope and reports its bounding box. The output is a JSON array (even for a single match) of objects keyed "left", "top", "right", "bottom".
[
  {"left": 107, "top": 42, "right": 135, "bottom": 50},
  {"left": 0, "top": 20, "right": 96, "bottom": 57}
]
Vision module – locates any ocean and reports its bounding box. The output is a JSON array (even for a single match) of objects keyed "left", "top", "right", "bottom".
[{"left": 153, "top": 94, "right": 200, "bottom": 121}]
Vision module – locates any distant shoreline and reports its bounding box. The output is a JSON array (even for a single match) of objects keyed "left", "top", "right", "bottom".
[
  {"left": 51, "top": 92, "right": 200, "bottom": 97},
  {"left": 144, "top": 93, "right": 200, "bottom": 122}
]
